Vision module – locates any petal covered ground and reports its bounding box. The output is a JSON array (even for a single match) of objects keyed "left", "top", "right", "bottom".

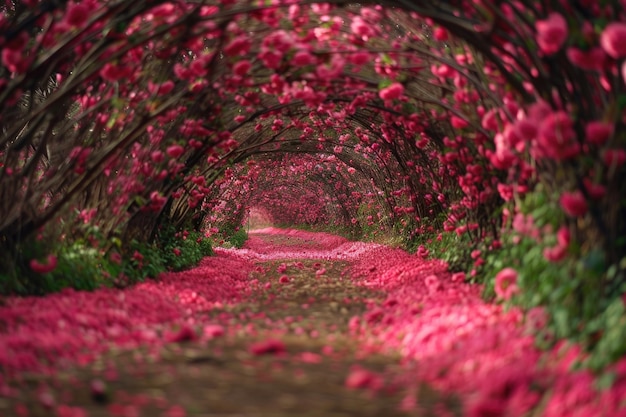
[{"left": 1, "top": 228, "right": 625, "bottom": 416}]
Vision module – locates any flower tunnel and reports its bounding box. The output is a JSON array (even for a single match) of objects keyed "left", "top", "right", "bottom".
[{"left": 1, "top": 0, "right": 626, "bottom": 369}]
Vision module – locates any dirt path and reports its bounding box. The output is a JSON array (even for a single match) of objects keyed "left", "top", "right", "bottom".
[{"left": 1, "top": 229, "right": 456, "bottom": 417}]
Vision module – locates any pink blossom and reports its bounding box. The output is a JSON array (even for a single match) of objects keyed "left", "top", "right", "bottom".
[
  {"left": 416, "top": 245, "right": 429, "bottom": 259},
  {"left": 299, "top": 352, "right": 322, "bottom": 364},
  {"left": 584, "top": 179, "right": 606, "bottom": 200},
  {"left": 559, "top": 191, "right": 588, "bottom": 217},
  {"left": 65, "top": 2, "right": 90, "bottom": 27},
  {"left": 249, "top": 339, "right": 286, "bottom": 355},
  {"left": 100, "top": 63, "right": 131, "bottom": 81},
  {"left": 450, "top": 115, "right": 469, "bottom": 129},
  {"left": 148, "top": 80, "right": 175, "bottom": 96},
  {"left": 350, "top": 17, "right": 377, "bottom": 40},
  {"left": 600, "top": 23, "right": 626, "bottom": 59},
  {"left": 345, "top": 366, "right": 382, "bottom": 390},
  {"left": 167, "top": 325, "right": 197, "bottom": 343},
  {"left": 556, "top": 226, "right": 570, "bottom": 248},
  {"left": 166, "top": 144, "right": 185, "bottom": 158},
  {"left": 224, "top": 35, "right": 251, "bottom": 57},
  {"left": 425, "top": 274, "right": 442, "bottom": 294},
  {"left": 494, "top": 268, "right": 519, "bottom": 300},
  {"left": 433, "top": 27, "right": 449, "bottom": 41},
  {"left": 497, "top": 183, "right": 514, "bottom": 201},
  {"left": 29, "top": 255, "right": 58, "bottom": 274},
  {"left": 292, "top": 50, "right": 316, "bottom": 67},
  {"left": 151, "top": 150, "right": 164, "bottom": 163},
  {"left": 544, "top": 245, "right": 567, "bottom": 262},
  {"left": 233, "top": 60, "right": 251, "bottom": 76},
  {"left": 535, "top": 13, "right": 568, "bottom": 55},
  {"left": 379, "top": 82, "right": 404, "bottom": 101},
  {"left": 451, "top": 272, "right": 465, "bottom": 283},
  {"left": 349, "top": 51, "right": 370, "bottom": 66},
  {"left": 603, "top": 149, "right": 626, "bottom": 169},
  {"left": 1, "top": 48, "right": 31, "bottom": 73},
  {"left": 279, "top": 275, "right": 290, "bottom": 283},
  {"left": 536, "top": 111, "right": 579, "bottom": 160},
  {"left": 566, "top": 47, "right": 606, "bottom": 71},
  {"left": 165, "top": 405, "right": 187, "bottom": 417},
  {"left": 585, "top": 121, "right": 613, "bottom": 145}
]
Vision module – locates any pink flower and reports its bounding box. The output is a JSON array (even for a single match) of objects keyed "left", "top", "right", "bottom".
[
  {"left": 416, "top": 245, "right": 429, "bottom": 259},
  {"left": 292, "top": 50, "right": 316, "bottom": 67},
  {"left": 451, "top": 272, "right": 466, "bottom": 283},
  {"left": 100, "top": 63, "right": 131, "bottom": 81},
  {"left": 566, "top": 47, "right": 606, "bottom": 71},
  {"left": 233, "top": 60, "right": 251, "bottom": 76},
  {"left": 165, "top": 405, "right": 187, "bottom": 417},
  {"left": 150, "top": 150, "right": 164, "bottom": 163},
  {"left": 451, "top": 115, "right": 469, "bottom": 129},
  {"left": 350, "top": 16, "right": 377, "bottom": 40},
  {"left": 433, "top": 27, "right": 449, "bottom": 41},
  {"left": 279, "top": 275, "right": 290, "bottom": 283},
  {"left": 497, "top": 183, "right": 514, "bottom": 201},
  {"left": 299, "top": 352, "right": 322, "bottom": 364},
  {"left": 494, "top": 268, "right": 519, "bottom": 300},
  {"left": 349, "top": 51, "right": 370, "bottom": 66},
  {"left": 535, "top": 13, "right": 568, "bottom": 55},
  {"left": 544, "top": 245, "right": 567, "bottom": 262},
  {"left": 600, "top": 23, "right": 626, "bottom": 59},
  {"left": 166, "top": 144, "right": 185, "bottom": 158},
  {"left": 249, "top": 339, "right": 286, "bottom": 355},
  {"left": 536, "top": 111, "right": 579, "bottom": 160},
  {"left": 425, "top": 274, "right": 442, "bottom": 294},
  {"left": 603, "top": 149, "right": 626, "bottom": 169},
  {"left": 172, "top": 248, "right": 181, "bottom": 257},
  {"left": 560, "top": 191, "right": 588, "bottom": 217},
  {"left": 1, "top": 47, "right": 31, "bottom": 73},
  {"left": 345, "top": 366, "right": 382, "bottom": 390},
  {"left": 223, "top": 35, "right": 251, "bottom": 57},
  {"left": 379, "top": 82, "right": 404, "bottom": 101},
  {"left": 148, "top": 80, "right": 174, "bottom": 96},
  {"left": 585, "top": 121, "right": 613, "bottom": 146},
  {"left": 65, "top": 3, "right": 90, "bottom": 27},
  {"left": 30, "top": 255, "right": 58, "bottom": 274},
  {"left": 584, "top": 179, "right": 606, "bottom": 200},
  {"left": 556, "top": 226, "right": 570, "bottom": 248},
  {"left": 167, "top": 325, "right": 197, "bottom": 343}
]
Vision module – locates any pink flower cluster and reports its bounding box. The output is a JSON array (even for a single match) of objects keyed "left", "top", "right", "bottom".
[
  {"left": 348, "top": 244, "right": 626, "bottom": 416},
  {"left": 0, "top": 252, "right": 254, "bottom": 391}
]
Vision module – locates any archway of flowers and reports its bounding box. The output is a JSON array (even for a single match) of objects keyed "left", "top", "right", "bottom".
[{"left": 1, "top": 1, "right": 625, "bottom": 369}]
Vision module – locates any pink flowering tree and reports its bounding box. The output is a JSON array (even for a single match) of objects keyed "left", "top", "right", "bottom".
[{"left": 1, "top": 0, "right": 625, "bottom": 367}]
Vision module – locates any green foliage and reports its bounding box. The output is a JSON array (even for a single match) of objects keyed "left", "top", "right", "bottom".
[
  {"left": 478, "top": 187, "right": 626, "bottom": 371},
  {"left": 228, "top": 228, "right": 248, "bottom": 248},
  {"left": 214, "top": 222, "right": 248, "bottom": 248},
  {"left": 403, "top": 226, "right": 476, "bottom": 274},
  {"left": 0, "top": 226, "right": 214, "bottom": 295},
  {"left": 156, "top": 226, "right": 214, "bottom": 272}
]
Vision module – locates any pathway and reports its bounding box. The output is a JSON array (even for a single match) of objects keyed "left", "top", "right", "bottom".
[{"left": 0, "top": 228, "right": 624, "bottom": 417}]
